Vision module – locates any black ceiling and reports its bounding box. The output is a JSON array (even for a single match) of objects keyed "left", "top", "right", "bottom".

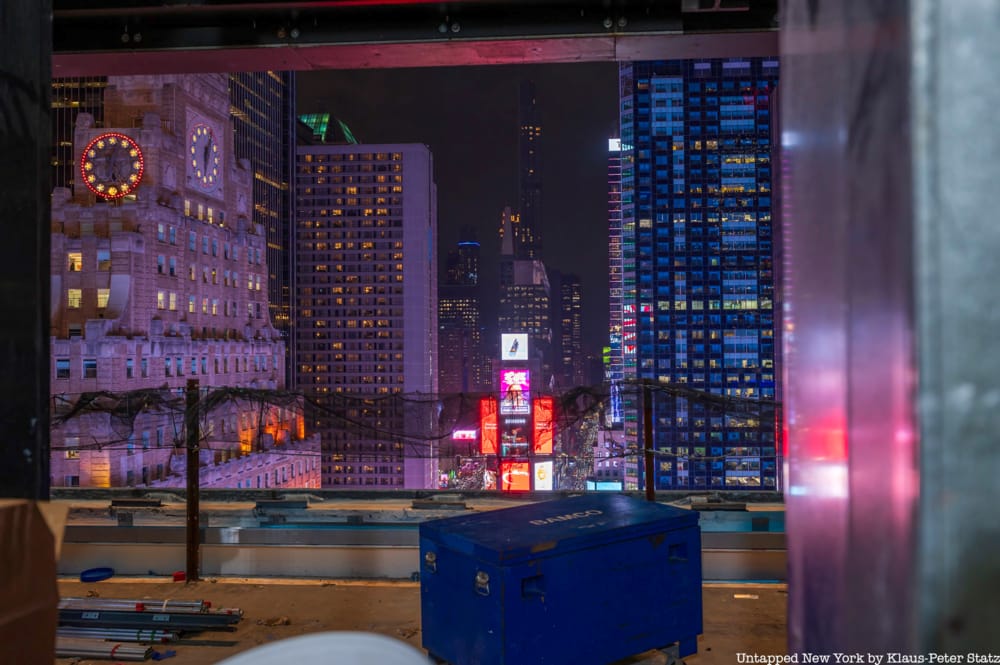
[{"left": 53, "top": 0, "right": 779, "bottom": 55}]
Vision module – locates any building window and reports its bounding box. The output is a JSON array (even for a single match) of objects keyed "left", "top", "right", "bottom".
[
  {"left": 165, "top": 357, "right": 172, "bottom": 377},
  {"left": 169, "top": 292, "right": 177, "bottom": 311},
  {"left": 67, "top": 289, "right": 82, "bottom": 308},
  {"left": 55, "top": 358, "right": 70, "bottom": 379},
  {"left": 157, "top": 290, "right": 166, "bottom": 310},
  {"left": 176, "top": 356, "right": 183, "bottom": 376},
  {"left": 157, "top": 223, "right": 166, "bottom": 242},
  {"left": 97, "top": 249, "right": 111, "bottom": 271},
  {"left": 67, "top": 252, "right": 82, "bottom": 272},
  {"left": 188, "top": 296, "right": 196, "bottom": 314},
  {"left": 157, "top": 255, "right": 165, "bottom": 274},
  {"left": 169, "top": 226, "right": 177, "bottom": 245},
  {"left": 169, "top": 257, "right": 177, "bottom": 276},
  {"left": 126, "top": 357, "right": 134, "bottom": 378},
  {"left": 97, "top": 288, "right": 110, "bottom": 309},
  {"left": 191, "top": 357, "right": 198, "bottom": 375},
  {"left": 142, "top": 431, "right": 150, "bottom": 449},
  {"left": 189, "top": 231, "right": 197, "bottom": 251},
  {"left": 141, "top": 358, "right": 148, "bottom": 378},
  {"left": 83, "top": 358, "right": 97, "bottom": 379}
]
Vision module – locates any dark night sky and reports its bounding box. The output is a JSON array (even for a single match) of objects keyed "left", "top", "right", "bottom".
[{"left": 296, "top": 62, "right": 619, "bottom": 358}]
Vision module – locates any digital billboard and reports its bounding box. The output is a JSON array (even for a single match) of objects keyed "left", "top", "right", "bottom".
[
  {"left": 500, "top": 461, "right": 531, "bottom": 492},
  {"left": 500, "top": 333, "right": 529, "bottom": 361},
  {"left": 500, "top": 369, "right": 531, "bottom": 415},
  {"left": 532, "top": 396, "right": 554, "bottom": 454},
  {"left": 533, "top": 461, "right": 554, "bottom": 491},
  {"left": 479, "top": 397, "right": 498, "bottom": 455},
  {"left": 500, "top": 416, "right": 530, "bottom": 457}
]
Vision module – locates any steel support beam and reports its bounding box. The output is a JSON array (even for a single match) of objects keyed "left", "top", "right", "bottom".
[{"left": 0, "top": 1, "right": 52, "bottom": 499}]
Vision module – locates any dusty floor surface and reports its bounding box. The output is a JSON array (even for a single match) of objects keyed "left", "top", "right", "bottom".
[{"left": 55, "top": 578, "right": 787, "bottom": 664}]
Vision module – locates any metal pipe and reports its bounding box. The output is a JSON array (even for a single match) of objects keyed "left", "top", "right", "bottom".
[
  {"left": 56, "top": 636, "right": 151, "bottom": 661},
  {"left": 643, "top": 382, "right": 655, "bottom": 502},
  {"left": 60, "top": 597, "right": 207, "bottom": 613},
  {"left": 57, "top": 627, "right": 178, "bottom": 643},
  {"left": 186, "top": 378, "right": 201, "bottom": 582}
]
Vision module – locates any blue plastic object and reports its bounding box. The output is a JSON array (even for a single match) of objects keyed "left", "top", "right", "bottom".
[
  {"left": 419, "top": 494, "right": 702, "bottom": 665},
  {"left": 79, "top": 567, "right": 115, "bottom": 583}
]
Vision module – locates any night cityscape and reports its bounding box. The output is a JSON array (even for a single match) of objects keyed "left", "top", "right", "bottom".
[
  {"left": 42, "top": 56, "right": 783, "bottom": 495},
  {"left": 1, "top": 1, "right": 994, "bottom": 661}
]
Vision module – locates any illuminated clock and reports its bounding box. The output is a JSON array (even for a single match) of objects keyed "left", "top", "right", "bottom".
[
  {"left": 189, "top": 123, "right": 221, "bottom": 191},
  {"left": 80, "top": 132, "right": 145, "bottom": 199}
]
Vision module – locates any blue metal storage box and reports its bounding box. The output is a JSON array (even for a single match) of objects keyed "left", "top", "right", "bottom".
[{"left": 419, "top": 494, "right": 702, "bottom": 665}]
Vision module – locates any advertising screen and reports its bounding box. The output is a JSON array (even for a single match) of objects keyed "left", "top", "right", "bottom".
[
  {"left": 532, "top": 396, "right": 554, "bottom": 454},
  {"left": 500, "top": 333, "right": 529, "bottom": 361},
  {"left": 533, "top": 461, "right": 554, "bottom": 491},
  {"left": 500, "top": 369, "right": 531, "bottom": 415},
  {"left": 479, "top": 397, "right": 498, "bottom": 455},
  {"left": 500, "top": 416, "right": 530, "bottom": 457},
  {"left": 500, "top": 461, "right": 531, "bottom": 492}
]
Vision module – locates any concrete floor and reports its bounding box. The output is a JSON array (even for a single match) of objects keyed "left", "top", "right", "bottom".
[{"left": 55, "top": 577, "right": 787, "bottom": 664}]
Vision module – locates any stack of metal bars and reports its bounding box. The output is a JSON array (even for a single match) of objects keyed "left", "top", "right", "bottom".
[
  {"left": 55, "top": 636, "right": 152, "bottom": 661},
  {"left": 55, "top": 595, "right": 243, "bottom": 660}
]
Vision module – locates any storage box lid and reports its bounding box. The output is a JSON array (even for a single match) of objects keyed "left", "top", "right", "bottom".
[{"left": 419, "top": 494, "right": 698, "bottom": 565}]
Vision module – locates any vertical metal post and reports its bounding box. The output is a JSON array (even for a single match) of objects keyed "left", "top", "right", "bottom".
[
  {"left": 643, "top": 382, "right": 655, "bottom": 502},
  {"left": 185, "top": 379, "right": 200, "bottom": 582},
  {"left": 0, "top": 1, "right": 51, "bottom": 500}
]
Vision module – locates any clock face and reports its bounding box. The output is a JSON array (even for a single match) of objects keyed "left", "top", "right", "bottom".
[
  {"left": 189, "top": 123, "right": 221, "bottom": 190},
  {"left": 80, "top": 132, "right": 145, "bottom": 199}
]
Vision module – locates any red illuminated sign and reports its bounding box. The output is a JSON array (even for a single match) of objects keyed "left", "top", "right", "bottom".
[
  {"left": 479, "top": 397, "right": 498, "bottom": 455},
  {"left": 500, "top": 461, "right": 531, "bottom": 492},
  {"left": 532, "top": 396, "right": 554, "bottom": 455}
]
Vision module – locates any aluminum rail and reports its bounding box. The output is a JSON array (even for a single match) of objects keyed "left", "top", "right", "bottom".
[{"left": 60, "top": 525, "right": 786, "bottom": 582}]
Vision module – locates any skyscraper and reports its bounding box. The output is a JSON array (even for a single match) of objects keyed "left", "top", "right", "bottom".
[
  {"left": 439, "top": 237, "right": 488, "bottom": 394},
  {"left": 498, "top": 207, "right": 553, "bottom": 388},
  {"left": 295, "top": 142, "right": 439, "bottom": 489},
  {"left": 51, "top": 77, "right": 107, "bottom": 190},
  {"left": 49, "top": 74, "right": 319, "bottom": 490},
  {"left": 617, "top": 58, "right": 781, "bottom": 491},
  {"left": 230, "top": 72, "right": 298, "bottom": 387},
  {"left": 549, "top": 269, "right": 584, "bottom": 388},
  {"left": 516, "top": 80, "right": 542, "bottom": 259},
  {"left": 607, "top": 138, "right": 624, "bottom": 425}
]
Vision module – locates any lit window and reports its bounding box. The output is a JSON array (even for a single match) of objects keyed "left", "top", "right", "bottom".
[
  {"left": 157, "top": 290, "right": 166, "bottom": 310},
  {"left": 67, "top": 252, "right": 82, "bottom": 271},
  {"left": 67, "top": 289, "right": 82, "bottom": 308},
  {"left": 97, "top": 288, "right": 110, "bottom": 309}
]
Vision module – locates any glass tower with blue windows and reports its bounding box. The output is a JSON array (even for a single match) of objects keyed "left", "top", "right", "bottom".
[{"left": 618, "top": 58, "right": 781, "bottom": 491}]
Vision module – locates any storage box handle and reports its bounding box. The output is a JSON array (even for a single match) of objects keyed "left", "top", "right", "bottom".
[{"left": 424, "top": 551, "right": 437, "bottom": 574}]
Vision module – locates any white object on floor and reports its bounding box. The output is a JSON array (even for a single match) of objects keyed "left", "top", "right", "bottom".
[{"left": 214, "top": 631, "right": 431, "bottom": 664}]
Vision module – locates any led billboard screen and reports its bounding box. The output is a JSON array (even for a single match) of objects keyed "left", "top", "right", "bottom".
[
  {"left": 532, "top": 396, "right": 554, "bottom": 454},
  {"left": 500, "top": 369, "right": 531, "bottom": 415},
  {"left": 533, "top": 461, "right": 554, "bottom": 491},
  {"left": 479, "top": 397, "right": 498, "bottom": 455},
  {"left": 500, "top": 333, "right": 529, "bottom": 361},
  {"left": 500, "top": 461, "right": 531, "bottom": 492}
]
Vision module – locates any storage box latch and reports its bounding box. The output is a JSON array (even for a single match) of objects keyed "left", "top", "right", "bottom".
[
  {"left": 424, "top": 551, "right": 437, "bottom": 574},
  {"left": 474, "top": 571, "right": 490, "bottom": 596}
]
